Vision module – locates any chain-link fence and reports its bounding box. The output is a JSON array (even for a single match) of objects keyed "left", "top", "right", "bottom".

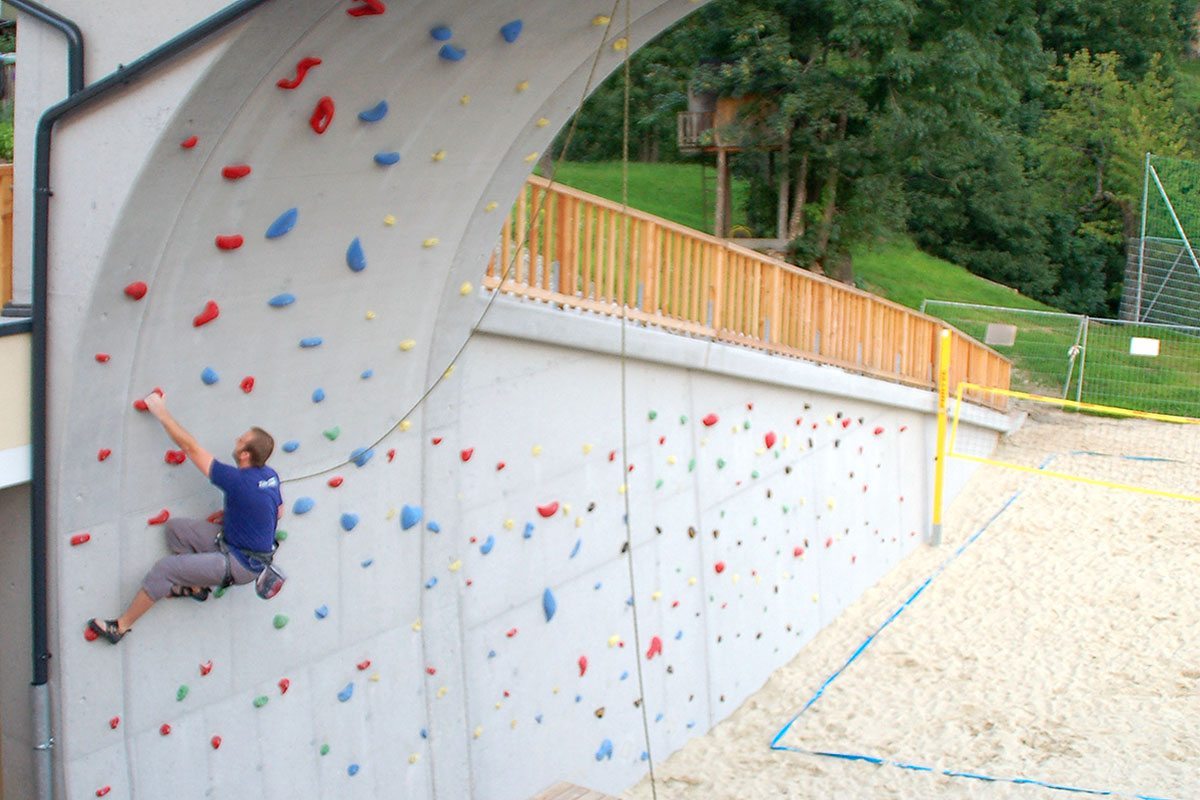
[{"left": 922, "top": 300, "right": 1200, "bottom": 416}]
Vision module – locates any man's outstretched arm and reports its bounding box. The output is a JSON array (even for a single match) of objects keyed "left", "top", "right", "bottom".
[{"left": 144, "top": 393, "right": 215, "bottom": 477}]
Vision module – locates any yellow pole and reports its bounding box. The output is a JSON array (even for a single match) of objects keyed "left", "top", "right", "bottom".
[{"left": 931, "top": 329, "right": 951, "bottom": 546}]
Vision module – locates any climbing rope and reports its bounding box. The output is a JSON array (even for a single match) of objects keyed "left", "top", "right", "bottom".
[{"left": 282, "top": 0, "right": 626, "bottom": 485}]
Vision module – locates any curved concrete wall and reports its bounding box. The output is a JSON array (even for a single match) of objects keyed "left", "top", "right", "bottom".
[{"left": 15, "top": 1, "right": 1009, "bottom": 798}]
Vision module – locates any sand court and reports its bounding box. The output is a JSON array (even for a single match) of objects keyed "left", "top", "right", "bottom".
[{"left": 624, "top": 411, "right": 1200, "bottom": 799}]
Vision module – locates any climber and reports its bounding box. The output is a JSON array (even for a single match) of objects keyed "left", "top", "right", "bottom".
[{"left": 87, "top": 392, "right": 283, "bottom": 644}]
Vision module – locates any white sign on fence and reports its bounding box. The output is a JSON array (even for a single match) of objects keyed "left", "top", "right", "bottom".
[{"left": 1129, "top": 337, "right": 1161, "bottom": 357}]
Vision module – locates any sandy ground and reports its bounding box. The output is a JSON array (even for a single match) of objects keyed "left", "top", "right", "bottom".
[{"left": 622, "top": 408, "right": 1200, "bottom": 800}]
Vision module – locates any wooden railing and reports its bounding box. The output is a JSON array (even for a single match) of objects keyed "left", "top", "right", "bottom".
[
  {"left": 0, "top": 164, "right": 12, "bottom": 307},
  {"left": 486, "top": 176, "right": 1011, "bottom": 408}
]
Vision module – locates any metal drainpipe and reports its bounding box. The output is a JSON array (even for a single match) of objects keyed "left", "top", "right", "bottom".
[{"left": 27, "top": 2, "right": 272, "bottom": 798}]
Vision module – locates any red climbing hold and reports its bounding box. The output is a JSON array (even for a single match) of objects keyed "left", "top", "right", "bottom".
[
  {"left": 702, "top": 413, "right": 719, "bottom": 427},
  {"left": 628, "top": 464, "right": 635, "bottom": 473},
  {"left": 825, "top": 537, "right": 833, "bottom": 548},
  {"left": 109, "top": 716, "right": 120, "bottom": 730},
  {"left": 425, "top": 666, "right": 436, "bottom": 675},
  {"left": 764, "top": 431, "right": 777, "bottom": 449},
  {"left": 97, "top": 449, "right": 112, "bottom": 461},
  {"left": 387, "top": 449, "right": 396, "bottom": 462},
  {"left": 148, "top": 509, "right": 170, "bottom": 526},
  {"left": 207, "top": 511, "right": 224, "bottom": 525},
  {"left": 165, "top": 450, "right": 186, "bottom": 465},
  {"left": 200, "top": 660, "right": 213, "bottom": 676},
  {"left": 460, "top": 448, "right": 474, "bottom": 462},
  {"left": 841, "top": 418, "right": 852, "bottom": 429},
  {"left": 646, "top": 636, "right": 663, "bottom": 660},
  {"left": 309, "top": 96, "right": 335, "bottom": 134},
  {"left": 536, "top": 502, "right": 559, "bottom": 518},
  {"left": 159, "top": 723, "right": 172, "bottom": 736},
  {"left": 496, "top": 461, "right": 505, "bottom": 471},
  {"left": 328, "top": 476, "right": 344, "bottom": 488},
  {"left": 276, "top": 57, "right": 322, "bottom": 90},
  {"left": 211, "top": 735, "right": 222, "bottom": 750},
  {"left": 356, "top": 660, "right": 371, "bottom": 671},
  {"left": 431, "top": 437, "right": 443, "bottom": 446},
  {"left": 240, "top": 376, "right": 255, "bottom": 394},
  {"left": 133, "top": 387, "right": 163, "bottom": 411},
  {"left": 95, "top": 353, "right": 111, "bottom": 363},
  {"left": 124, "top": 281, "right": 148, "bottom": 300},
  {"left": 215, "top": 234, "right": 243, "bottom": 250},
  {"left": 95, "top": 787, "right": 111, "bottom": 797},
  {"left": 192, "top": 300, "right": 220, "bottom": 328},
  {"left": 69, "top": 533, "right": 90, "bottom": 546},
  {"left": 658, "top": 436, "right": 666, "bottom": 445},
  {"left": 900, "top": 425, "right": 908, "bottom": 432},
  {"left": 608, "top": 450, "right": 616, "bottom": 462},
  {"left": 83, "top": 625, "right": 99, "bottom": 642},
  {"left": 874, "top": 426, "right": 884, "bottom": 435},
  {"left": 278, "top": 678, "right": 290, "bottom": 694},
  {"left": 506, "top": 628, "right": 518, "bottom": 638},
  {"left": 793, "top": 546, "right": 804, "bottom": 557},
  {"left": 578, "top": 656, "right": 588, "bottom": 676},
  {"left": 714, "top": 561, "right": 725, "bottom": 574},
  {"left": 180, "top": 135, "right": 198, "bottom": 149},
  {"left": 795, "top": 417, "right": 803, "bottom": 425},
  {"left": 347, "top": 0, "right": 386, "bottom": 15},
  {"left": 221, "top": 164, "right": 252, "bottom": 180}
]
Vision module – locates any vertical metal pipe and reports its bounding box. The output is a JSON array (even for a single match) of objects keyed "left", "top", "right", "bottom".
[{"left": 1137, "top": 152, "right": 1151, "bottom": 321}]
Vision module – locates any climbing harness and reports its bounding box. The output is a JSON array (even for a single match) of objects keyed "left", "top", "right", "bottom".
[{"left": 216, "top": 531, "right": 286, "bottom": 600}]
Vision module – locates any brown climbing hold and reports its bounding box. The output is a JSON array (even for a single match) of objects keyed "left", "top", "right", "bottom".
[
  {"left": 180, "top": 135, "right": 198, "bottom": 149},
  {"left": 536, "top": 502, "right": 559, "bottom": 517},
  {"left": 97, "top": 449, "right": 112, "bottom": 461},
  {"left": 124, "top": 281, "right": 148, "bottom": 300}
]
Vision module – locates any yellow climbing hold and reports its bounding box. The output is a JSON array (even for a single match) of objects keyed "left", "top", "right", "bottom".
[
  {"left": 562, "top": 503, "right": 571, "bottom": 515},
  {"left": 826, "top": 415, "right": 835, "bottom": 425},
  {"left": 432, "top": 150, "right": 446, "bottom": 162},
  {"left": 607, "top": 634, "right": 621, "bottom": 648},
  {"left": 399, "top": 419, "right": 412, "bottom": 432},
  {"left": 386, "top": 507, "right": 397, "bottom": 520},
  {"left": 473, "top": 726, "right": 483, "bottom": 739},
  {"left": 383, "top": 214, "right": 396, "bottom": 226},
  {"left": 524, "top": 152, "right": 539, "bottom": 163},
  {"left": 411, "top": 619, "right": 422, "bottom": 631},
  {"left": 651, "top": 590, "right": 662, "bottom": 601},
  {"left": 365, "top": 310, "right": 376, "bottom": 320},
  {"left": 448, "top": 559, "right": 462, "bottom": 572},
  {"left": 437, "top": 686, "right": 449, "bottom": 699},
  {"left": 536, "top": 117, "right": 550, "bottom": 128},
  {"left": 503, "top": 519, "right": 515, "bottom": 531},
  {"left": 687, "top": 576, "right": 698, "bottom": 586},
  {"left": 617, "top": 484, "right": 627, "bottom": 495},
  {"left": 666, "top": 455, "right": 677, "bottom": 465},
  {"left": 783, "top": 435, "right": 790, "bottom": 448},
  {"left": 582, "top": 443, "right": 593, "bottom": 455},
  {"left": 494, "top": 701, "right": 502, "bottom": 710},
  {"left": 369, "top": 672, "right": 381, "bottom": 682},
  {"left": 812, "top": 593, "right": 820, "bottom": 603},
  {"left": 460, "top": 94, "right": 471, "bottom": 105},
  {"left": 459, "top": 281, "right": 473, "bottom": 296},
  {"left": 574, "top": 517, "right": 583, "bottom": 528},
  {"left": 423, "top": 237, "right": 439, "bottom": 248},
  {"left": 485, "top": 201, "right": 498, "bottom": 212},
  {"left": 826, "top": 497, "right": 836, "bottom": 510},
  {"left": 515, "top": 80, "right": 529, "bottom": 92},
  {"left": 612, "top": 38, "right": 628, "bottom": 51},
  {"left": 700, "top": 436, "right": 709, "bottom": 447},
  {"left": 754, "top": 447, "right": 765, "bottom": 456},
  {"left": 510, "top": 719, "right": 518, "bottom": 729},
  {"left": 732, "top": 573, "right": 741, "bottom": 584},
  {"left": 592, "top": 14, "right": 610, "bottom": 25},
  {"left": 532, "top": 444, "right": 543, "bottom": 456},
  {"left": 409, "top": 754, "right": 420, "bottom": 764},
  {"left": 399, "top": 339, "right": 416, "bottom": 351}
]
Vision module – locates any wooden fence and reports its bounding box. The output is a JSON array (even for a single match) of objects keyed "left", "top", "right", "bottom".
[
  {"left": 0, "top": 164, "right": 11, "bottom": 307},
  {"left": 486, "top": 176, "right": 1011, "bottom": 408}
]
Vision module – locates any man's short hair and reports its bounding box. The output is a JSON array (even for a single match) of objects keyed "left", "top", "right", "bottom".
[{"left": 245, "top": 427, "right": 274, "bottom": 467}]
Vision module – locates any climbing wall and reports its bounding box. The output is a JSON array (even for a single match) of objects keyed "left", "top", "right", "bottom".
[{"left": 35, "top": 0, "right": 1007, "bottom": 798}]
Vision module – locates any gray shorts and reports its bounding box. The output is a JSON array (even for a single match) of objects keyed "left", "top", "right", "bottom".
[{"left": 142, "top": 517, "right": 258, "bottom": 601}]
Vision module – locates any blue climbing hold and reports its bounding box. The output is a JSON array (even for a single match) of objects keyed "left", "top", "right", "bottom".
[
  {"left": 675, "top": 630, "right": 683, "bottom": 640},
  {"left": 347, "top": 764, "right": 359, "bottom": 776},
  {"left": 575, "top": 695, "right": 582, "bottom": 703},
  {"left": 620, "top": 671, "right": 629, "bottom": 681},
  {"left": 569, "top": 539, "right": 581, "bottom": 558},
  {"left": 499, "top": 19, "right": 523, "bottom": 43},
  {"left": 523, "top": 522, "right": 534, "bottom": 539},
  {"left": 293, "top": 497, "right": 314, "bottom": 515},
  {"left": 358, "top": 100, "right": 388, "bottom": 123},
  {"left": 655, "top": 713, "right": 664, "bottom": 722},
  {"left": 480, "top": 534, "right": 495, "bottom": 555},
  {"left": 350, "top": 447, "right": 374, "bottom": 467},
  {"left": 534, "top": 714, "right": 543, "bottom": 724},
  {"left": 487, "top": 650, "right": 496, "bottom": 659},
  {"left": 687, "top": 721, "right": 696, "bottom": 729},
  {"left": 401, "top": 505, "right": 423, "bottom": 530},
  {"left": 439, "top": 44, "right": 465, "bottom": 61},
  {"left": 201, "top": 367, "right": 219, "bottom": 385},
  {"left": 542, "top": 588, "right": 557, "bottom": 622},
  {"left": 426, "top": 521, "right": 441, "bottom": 533},
  {"left": 282, "top": 440, "right": 299, "bottom": 453},
  {"left": 626, "top": 596, "right": 634, "bottom": 607},
  {"left": 300, "top": 337, "right": 323, "bottom": 348},
  {"left": 346, "top": 237, "right": 367, "bottom": 272},
  {"left": 340, "top": 513, "right": 359, "bottom": 532},
  {"left": 312, "top": 387, "right": 326, "bottom": 403},
  {"left": 314, "top": 605, "right": 329, "bottom": 619},
  {"left": 265, "top": 207, "right": 298, "bottom": 239},
  {"left": 594, "top": 582, "right": 602, "bottom": 590},
  {"left": 419, "top": 728, "right": 428, "bottom": 739},
  {"left": 373, "top": 151, "right": 400, "bottom": 166},
  {"left": 425, "top": 577, "right": 438, "bottom": 589},
  {"left": 337, "top": 683, "right": 354, "bottom": 702},
  {"left": 641, "top": 751, "right": 649, "bottom": 761},
  {"left": 361, "top": 558, "right": 374, "bottom": 568},
  {"left": 430, "top": 25, "right": 452, "bottom": 40},
  {"left": 595, "top": 739, "right": 613, "bottom": 761},
  {"left": 268, "top": 293, "right": 295, "bottom": 308},
  {"left": 360, "top": 369, "right": 374, "bottom": 380}
]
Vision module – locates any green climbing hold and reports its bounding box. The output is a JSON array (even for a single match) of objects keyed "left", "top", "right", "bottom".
[
  {"left": 320, "top": 744, "right": 331, "bottom": 756},
  {"left": 782, "top": 505, "right": 790, "bottom": 513},
  {"left": 688, "top": 458, "right": 696, "bottom": 472},
  {"left": 655, "top": 479, "right": 664, "bottom": 490},
  {"left": 176, "top": 685, "right": 189, "bottom": 702},
  {"left": 716, "top": 458, "right": 726, "bottom": 469},
  {"left": 213, "top": 585, "right": 227, "bottom": 599},
  {"left": 273, "top": 614, "right": 289, "bottom": 629},
  {"left": 752, "top": 516, "right": 759, "bottom": 525},
  {"left": 743, "top": 420, "right": 751, "bottom": 430},
  {"left": 323, "top": 426, "right": 341, "bottom": 441},
  {"left": 679, "top": 415, "right": 687, "bottom": 425},
  {"left": 275, "top": 529, "right": 288, "bottom": 542},
  {"left": 751, "top": 470, "right": 760, "bottom": 479},
  {"left": 253, "top": 695, "right": 269, "bottom": 708},
  {"left": 648, "top": 410, "right": 657, "bottom": 420}
]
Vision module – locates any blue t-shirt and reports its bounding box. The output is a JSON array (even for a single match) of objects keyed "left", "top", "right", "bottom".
[{"left": 210, "top": 460, "right": 282, "bottom": 570}]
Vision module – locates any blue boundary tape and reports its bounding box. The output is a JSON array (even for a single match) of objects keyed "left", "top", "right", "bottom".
[{"left": 769, "top": 463, "right": 1180, "bottom": 800}]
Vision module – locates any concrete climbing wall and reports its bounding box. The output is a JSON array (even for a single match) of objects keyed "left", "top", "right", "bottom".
[{"left": 24, "top": 1, "right": 1010, "bottom": 798}]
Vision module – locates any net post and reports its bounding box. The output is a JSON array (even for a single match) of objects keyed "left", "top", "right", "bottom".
[{"left": 931, "top": 328, "right": 951, "bottom": 546}]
